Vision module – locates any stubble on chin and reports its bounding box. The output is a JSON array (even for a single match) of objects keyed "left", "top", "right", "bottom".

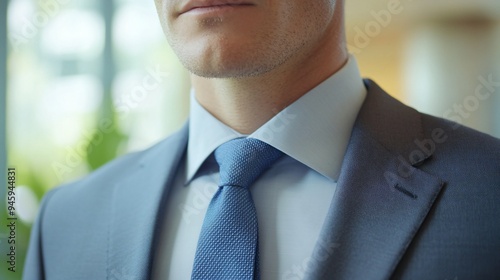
[{"left": 167, "top": 33, "right": 296, "bottom": 79}]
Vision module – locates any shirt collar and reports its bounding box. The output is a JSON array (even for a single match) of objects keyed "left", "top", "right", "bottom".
[{"left": 186, "top": 55, "right": 366, "bottom": 183}]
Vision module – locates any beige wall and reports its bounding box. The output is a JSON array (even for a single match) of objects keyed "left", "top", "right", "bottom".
[{"left": 345, "top": 0, "right": 500, "bottom": 137}]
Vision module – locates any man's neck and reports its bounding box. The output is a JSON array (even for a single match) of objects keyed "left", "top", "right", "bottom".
[{"left": 192, "top": 23, "right": 348, "bottom": 135}]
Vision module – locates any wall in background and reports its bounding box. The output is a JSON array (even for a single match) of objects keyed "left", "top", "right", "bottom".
[{"left": 346, "top": 0, "right": 500, "bottom": 137}]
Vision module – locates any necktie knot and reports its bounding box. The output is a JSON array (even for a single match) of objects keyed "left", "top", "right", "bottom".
[{"left": 215, "top": 138, "right": 283, "bottom": 188}]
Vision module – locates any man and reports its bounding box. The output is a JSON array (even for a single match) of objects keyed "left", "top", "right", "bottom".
[{"left": 24, "top": 0, "right": 500, "bottom": 279}]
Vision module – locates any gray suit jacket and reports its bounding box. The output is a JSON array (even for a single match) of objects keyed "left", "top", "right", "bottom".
[{"left": 23, "top": 80, "right": 500, "bottom": 280}]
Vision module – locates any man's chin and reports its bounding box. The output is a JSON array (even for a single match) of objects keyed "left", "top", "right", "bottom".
[{"left": 185, "top": 61, "right": 276, "bottom": 79}]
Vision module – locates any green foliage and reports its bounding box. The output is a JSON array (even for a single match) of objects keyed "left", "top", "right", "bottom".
[{"left": 85, "top": 114, "right": 127, "bottom": 171}]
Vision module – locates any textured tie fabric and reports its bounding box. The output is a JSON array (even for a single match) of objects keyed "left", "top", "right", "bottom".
[{"left": 191, "top": 138, "right": 284, "bottom": 279}]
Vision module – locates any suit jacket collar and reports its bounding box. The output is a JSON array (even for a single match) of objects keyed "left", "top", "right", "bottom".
[
  {"left": 305, "top": 80, "right": 445, "bottom": 279},
  {"left": 106, "top": 80, "right": 445, "bottom": 280}
]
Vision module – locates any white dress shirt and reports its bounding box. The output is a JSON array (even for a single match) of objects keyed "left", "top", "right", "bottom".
[{"left": 152, "top": 55, "right": 367, "bottom": 279}]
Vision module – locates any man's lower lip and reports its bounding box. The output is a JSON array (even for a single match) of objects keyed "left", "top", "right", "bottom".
[{"left": 182, "top": 4, "right": 253, "bottom": 16}]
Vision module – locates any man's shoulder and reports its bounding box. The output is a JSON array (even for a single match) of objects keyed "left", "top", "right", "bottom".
[
  {"left": 363, "top": 79, "right": 499, "bottom": 179},
  {"left": 414, "top": 111, "right": 500, "bottom": 188},
  {"left": 420, "top": 111, "right": 500, "bottom": 159}
]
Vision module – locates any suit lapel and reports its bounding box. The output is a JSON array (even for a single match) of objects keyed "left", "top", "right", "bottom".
[
  {"left": 107, "top": 123, "right": 188, "bottom": 280},
  {"left": 306, "top": 81, "right": 445, "bottom": 279}
]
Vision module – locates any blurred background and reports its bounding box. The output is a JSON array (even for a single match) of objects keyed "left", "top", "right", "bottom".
[{"left": 0, "top": 0, "right": 499, "bottom": 279}]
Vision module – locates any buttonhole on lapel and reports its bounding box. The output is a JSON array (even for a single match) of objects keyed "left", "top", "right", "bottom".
[{"left": 394, "top": 184, "right": 418, "bottom": 200}]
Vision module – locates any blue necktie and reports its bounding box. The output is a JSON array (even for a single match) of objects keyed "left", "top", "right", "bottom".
[{"left": 191, "top": 138, "right": 284, "bottom": 279}]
